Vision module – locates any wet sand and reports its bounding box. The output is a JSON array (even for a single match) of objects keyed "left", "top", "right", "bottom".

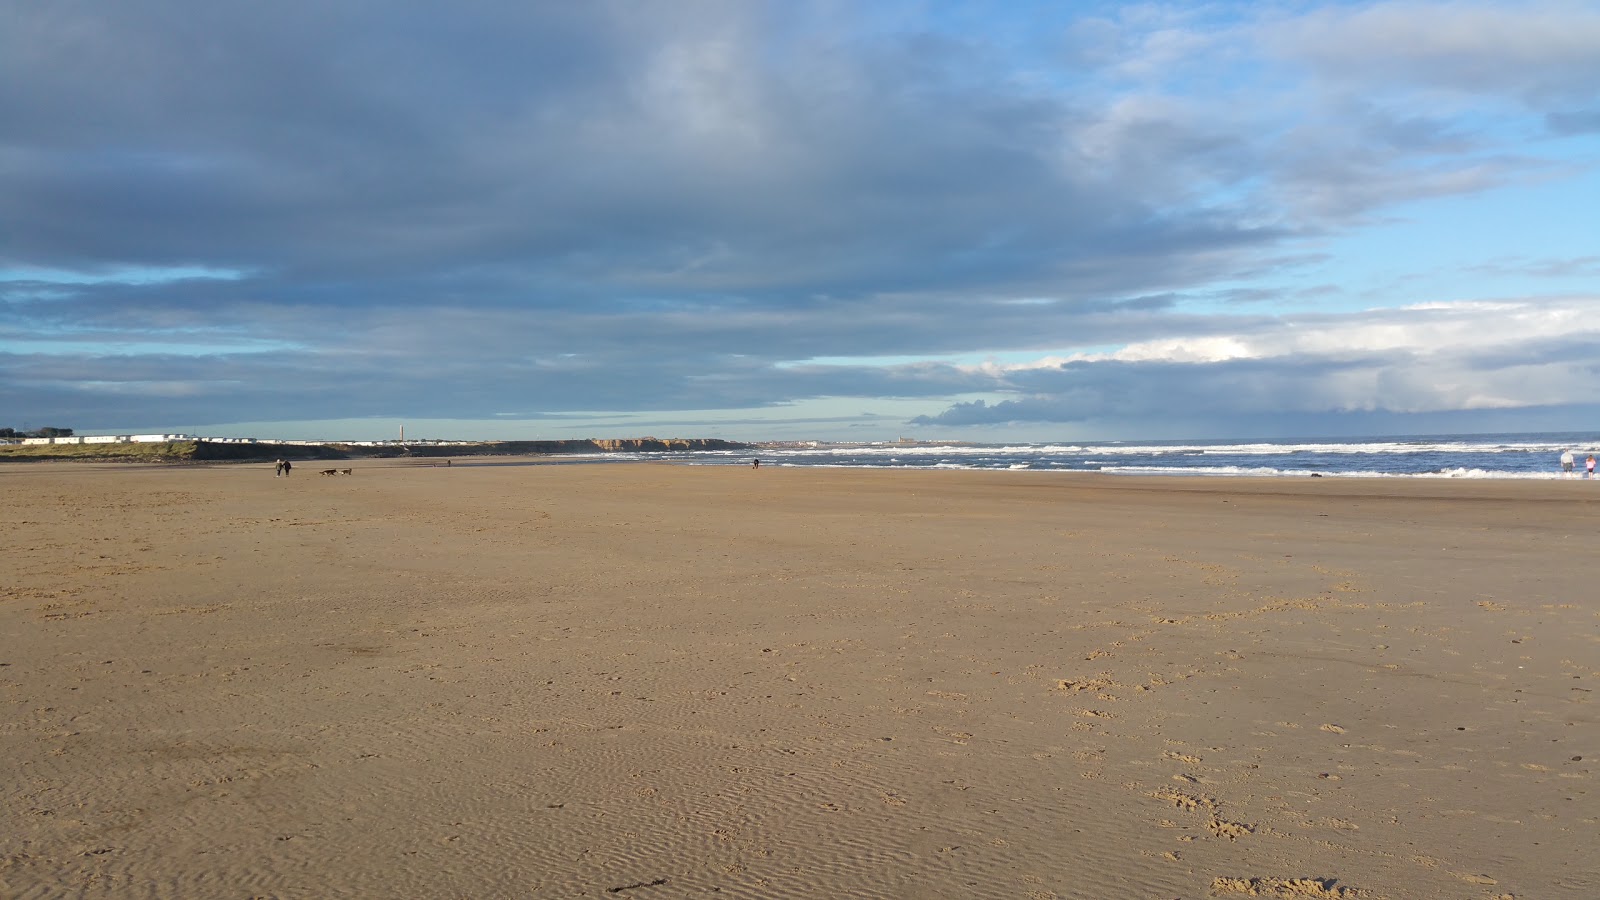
[{"left": 3, "top": 461, "right": 1596, "bottom": 899}]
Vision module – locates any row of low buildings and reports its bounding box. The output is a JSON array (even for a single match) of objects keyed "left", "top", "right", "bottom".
[
  {"left": 14, "top": 434, "right": 482, "bottom": 447},
  {"left": 19, "top": 433, "right": 195, "bottom": 445}
]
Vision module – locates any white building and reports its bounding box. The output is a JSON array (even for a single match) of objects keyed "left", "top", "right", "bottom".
[{"left": 20, "top": 433, "right": 196, "bottom": 445}]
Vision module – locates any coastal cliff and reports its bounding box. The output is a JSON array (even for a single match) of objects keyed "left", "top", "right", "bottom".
[{"left": 1, "top": 438, "right": 749, "bottom": 463}]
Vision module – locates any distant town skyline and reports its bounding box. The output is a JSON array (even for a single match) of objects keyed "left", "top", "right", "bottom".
[{"left": 4, "top": 2, "right": 1598, "bottom": 442}]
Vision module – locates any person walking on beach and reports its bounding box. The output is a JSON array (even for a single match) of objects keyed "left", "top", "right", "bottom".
[
  {"left": 1588, "top": 455, "right": 1596, "bottom": 479},
  {"left": 1561, "top": 449, "right": 1575, "bottom": 477},
  {"left": 282, "top": 459, "right": 292, "bottom": 477},
  {"left": 274, "top": 458, "right": 285, "bottom": 477}
]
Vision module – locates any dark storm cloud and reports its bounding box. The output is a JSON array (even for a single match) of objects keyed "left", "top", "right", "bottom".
[{"left": 2, "top": 0, "right": 1278, "bottom": 295}]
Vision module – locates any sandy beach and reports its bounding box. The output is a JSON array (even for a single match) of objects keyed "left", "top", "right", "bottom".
[{"left": 2, "top": 460, "right": 1596, "bottom": 899}]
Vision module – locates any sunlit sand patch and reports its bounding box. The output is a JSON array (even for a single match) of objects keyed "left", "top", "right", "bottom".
[{"left": 5, "top": 463, "right": 1594, "bottom": 898}]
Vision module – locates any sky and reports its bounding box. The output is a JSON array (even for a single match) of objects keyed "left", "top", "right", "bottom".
[{"left": 3, "top": 0, "right": 1598, "bottom": 442}]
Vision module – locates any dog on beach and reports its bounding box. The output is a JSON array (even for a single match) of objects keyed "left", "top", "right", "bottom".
[
  {"left": 320, "top": 468, "right": 339, "bottom": 476},
  {"left": 340, "top": 468, "right": 353, "bottom": 475}
]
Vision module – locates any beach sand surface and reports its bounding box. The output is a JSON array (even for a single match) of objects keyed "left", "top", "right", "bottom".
[{"left": 2, "top": 461, "right": 1596, "bottom": 899}]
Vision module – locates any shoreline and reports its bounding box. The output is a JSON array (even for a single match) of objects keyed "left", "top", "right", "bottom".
[{"left": 11, "top": 451, "right": 1600, "bottom": 489}]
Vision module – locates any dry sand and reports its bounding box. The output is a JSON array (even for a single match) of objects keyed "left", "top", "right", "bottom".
[{"left": 2, "top": 460, "right": 1596, "bottom": 899}]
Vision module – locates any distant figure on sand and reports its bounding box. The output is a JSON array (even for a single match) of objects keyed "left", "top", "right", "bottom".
[
  {"left": 274, "top": 459, "right": 285, "bottom": 477},
  {"left": 752, "top": 459, "right": 760, "bottom": 469},
  {"left": 1588, "top": 455, "right": 1596, "bottom": 479},
  {"left": 282, "top": 459, "right": 292, "bottom": 477},
  {"left": 1561, "top": 449, "right": 1575, "bottom": 476}
]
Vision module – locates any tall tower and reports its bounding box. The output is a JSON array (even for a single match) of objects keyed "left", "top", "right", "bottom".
[{"left": 400, "top": 424, "right": 405, "bottom": 443}]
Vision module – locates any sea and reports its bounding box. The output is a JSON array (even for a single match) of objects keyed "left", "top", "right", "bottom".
[{"left": 618, "top": 432, "right": 1600, "bottom": 479}]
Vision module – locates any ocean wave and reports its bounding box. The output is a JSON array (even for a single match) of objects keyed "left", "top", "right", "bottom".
[
  {"left": 645, "top": 432, "right": 1600, "bottom": 478},
  {"left": 763, "top": 438, "right": 1596, "bottom": 458},
  {"left": 1097, "top": 464, "right": 1305, "bottom": 477}
]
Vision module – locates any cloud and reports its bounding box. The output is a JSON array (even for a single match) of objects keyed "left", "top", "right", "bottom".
[
  {"left": 912, "top": 296, "right": 1600, "bottom": 429},
  {"left": 1467, "top": 255, "right": 1600, "bottom": 279},
  {"left": 1546, "top": 108, "right": 1600, "bottom": 134},
  {"left": 2, "top": 2, "right": 1597, "bottom": 436},
  {"left": 1259, "top": 1, "right": 1600, "bottom": 108}
]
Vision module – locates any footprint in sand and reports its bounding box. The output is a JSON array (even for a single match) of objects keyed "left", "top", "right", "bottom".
[
  {"left": 1208, "top": 817, "right": 1255, "bottom": 840},
  {"left": 1148, "top": 788, "right": 1212, "bottom": 811},
  {"left": 1056, "top": 676, "right": 1114, "bottom": 692},
  {"left": 1211, "top": 876, "right": 1357, "bottom": 897}
]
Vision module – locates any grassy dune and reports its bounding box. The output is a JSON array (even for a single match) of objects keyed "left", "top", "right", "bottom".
[{"left": 0, "top": 441, "right": 200, "bottom": 461}]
